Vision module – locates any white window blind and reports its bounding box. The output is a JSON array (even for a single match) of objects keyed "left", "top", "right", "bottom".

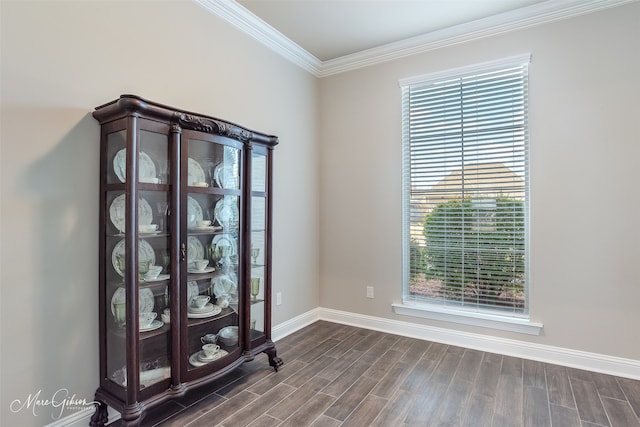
[{"left": 401, "top": 55, "right": 530, "bottom": 316}]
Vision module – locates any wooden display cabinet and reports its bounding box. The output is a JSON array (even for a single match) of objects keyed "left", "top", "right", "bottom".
[{"left": 90, "top": 95, "right": 282, "bottom": 426}]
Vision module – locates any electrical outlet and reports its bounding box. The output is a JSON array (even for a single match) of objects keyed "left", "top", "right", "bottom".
[
  {"left": 366, "top": 286, "right": 374, "bottom": 299},
  {"left": 276, "top": 292, "right": 282, "bottom": 305}
]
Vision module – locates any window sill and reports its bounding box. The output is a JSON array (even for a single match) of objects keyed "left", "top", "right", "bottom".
[{"left": 392, "top": 302, "right": 543, "bottom": 335}]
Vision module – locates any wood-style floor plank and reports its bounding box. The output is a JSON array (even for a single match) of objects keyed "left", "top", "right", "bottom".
[
  {"left": 601, "top": 396, "right": 640, "bottom": 427},
  {"left": 571, "top": 377, "right": 611, "bottom": 426},
  {"left": 104, "top": 321, "right": 640, "bottom": 427}
]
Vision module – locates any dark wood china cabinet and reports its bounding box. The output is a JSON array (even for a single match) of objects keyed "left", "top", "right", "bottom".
[{"left": 90, "top": 95, "right": 282, "bottom": 426}]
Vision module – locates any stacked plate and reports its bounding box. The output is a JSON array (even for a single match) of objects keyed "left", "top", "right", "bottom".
[
  {"left": 217, "top": 326, "right": 238, "bottom": 347},
  {"left": 187, "top": 303, "right": 222, "bottom": 319},
  {"left": 188, "top": 349, "right": 229, "bottom": 367}
]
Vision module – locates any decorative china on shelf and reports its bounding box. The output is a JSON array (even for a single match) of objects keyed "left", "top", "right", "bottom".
[
  {"left": 189, "top": 349, "right": 228, "bottom": 367},
  {"left": 213, "top": 163, "right": 237, "bottom": 189},
  {"left": 187, "top": 196, "right": 203, "bottom": 229},
  {"left": 187, "top": 303, "right": 222, "bottom": 319},
  {"left": 214, "top": 196, "right": 239, "bottom": 229},
  {"left": 113, "top": 149, "right": 157, "bottom": 183},
  {"left": 188, "top": 158, "right": 206, "bottom": 186},
  {"left": 110, "top": 287, "right": 155, "bottom": 327},
  {"left": 111, "top": 239, "right": 155, "bottom": 277},
  {"left": 109, "top": 195, "right": 153, "bottom": 234}
]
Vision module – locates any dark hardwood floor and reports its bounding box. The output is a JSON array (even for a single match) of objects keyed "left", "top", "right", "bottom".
[{"left": 112, "top": 321, "right": 640, "bottom": 427}]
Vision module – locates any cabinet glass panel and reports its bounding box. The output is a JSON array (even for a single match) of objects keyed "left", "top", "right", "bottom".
[
  {"left": 137, "top": 190, "right": 172, "bottom": 390},
  {"left": 104, "top": 190, "right": 127, "bottom": 389},
  {"left": 186, "top": 138, "right": 240, "bottom": 370},
  {"left": 138, "top": 129, "right": 171, "bottom": 390},
  {"left": 250, "top": 150, "right": 268, "bottom": 340},
  {"left": 106, "top": 130, "right": 127, "bottom": 185}
]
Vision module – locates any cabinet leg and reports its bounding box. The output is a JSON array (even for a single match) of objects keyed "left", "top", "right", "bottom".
[
  {"left": 89, "top": 400, "right": 108, "bottom": 427},
  {"left": 265, "top": 348, "right": 284, "bottom": 372}
]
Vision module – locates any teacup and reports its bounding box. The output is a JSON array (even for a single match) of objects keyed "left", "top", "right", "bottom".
[
  {"left": 200, "top": 333, "right": 218, "bottom": 345},
  {"left": 193, "top": 260, "right": 209, "bottom": 271},
  {"left": 139, "top": 312, "right": 157, "bottom": 329},
  {"left": 144, "top": 265, "right": 163, "bottom": 280},
  {"left": 202, "top": 344, "right": 220, "bottom": 358},
  {"left": 216, "top": 295, "right": 230, "bottom": 309},
  {"left": 197, "top": 220, "right": 211, "bottom": 227},
  {"left": 192, "top": 295, "right": 210, "bottom": 309},
  {"left": 139, "top": 224, "right": 158, "bottom": 233},
  {"left": 138, "top": 259, "right": 151, "bottom": 278}
]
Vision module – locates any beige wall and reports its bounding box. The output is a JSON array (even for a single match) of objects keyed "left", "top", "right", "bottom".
[
  {"left": 0, "top": 1, "right": 318, "bottom": 425},
  {"left": 319, "top": 4, "right": 639, "bottom": 359}
]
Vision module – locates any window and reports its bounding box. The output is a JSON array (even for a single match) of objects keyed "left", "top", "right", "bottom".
[{"left": 400, "top": 55, "right": 530, "bottom": 320}]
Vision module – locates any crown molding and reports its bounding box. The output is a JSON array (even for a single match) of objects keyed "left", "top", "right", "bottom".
[
  {"left": 195, "top": 0, "right": 637, "bottom": 78},
  {"left": 193, "top": 0, "right": 322, "bottom": 75}
]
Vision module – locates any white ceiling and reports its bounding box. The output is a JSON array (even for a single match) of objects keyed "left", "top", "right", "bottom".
[
  {"left": 195, "top": 0, "right": 635, "bottom": 76},
  {"left": 237, "top": 0, "right": 544, "bottom": 61}
]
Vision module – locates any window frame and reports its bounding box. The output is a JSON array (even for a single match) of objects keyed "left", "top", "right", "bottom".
[{"left": 397, "top": 54, "right": 542, "bottom": 334}]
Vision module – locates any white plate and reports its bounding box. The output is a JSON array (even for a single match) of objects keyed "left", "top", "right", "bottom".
[
  {"left": 188, "top": 302, "right": 215, "bottom": 314},
  {"left": 111, "top": 239, "right": 156, "bottom": 277},
  {"left": 187, "top": 281, "right": 199, "bottom": 305},
  {"left": 188, "top": 158, "right": 206, "bottom": 186},
  {"left": 214, "top": 163, "right": 238, "bottom": 189},
  {"left": 214, "top": 196, "right": 239, "bottom": 229},
  {"left": 113, "top": 149, "right": 156, "bottom": 183},
  {"left": 112, "top": 366, "right": 170, "bottom": 388},
  {"left": 187, "top": 196, "right": 203, "bottom": 229},
  {"left": 212, "top": 274, "right": 238, "bottom": 300},
  {"left": 188, "top": 305, "right": 223, "bottom": 318},
  {"left": 144, "top": 274, "right": 170, "bottom": 283},
  {"left": 189, "top": 226, "right": 222, "bottom": 232},
  {"left": 189, "top": 350, "right": 228, "bottom": 367},
  {"left": 109, "top": 195, "right": 153, "bottom": 233},
  {"left": 110, "top": 287, "right": 155, "bottom": 320},
  {"left": 140, "top": 319, "right": 164, "bottom": 332},
  {"left": 188, "top": 266, "right": 215, "bottom": 274},
  {"left": 187, "top": 236, "right": 204, "bottom": 262}
]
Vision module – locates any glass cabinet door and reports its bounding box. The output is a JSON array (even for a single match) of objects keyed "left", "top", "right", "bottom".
[
  {"left": 183, "top": 135, "right": 241, "bottom": 373},
  {"left": 103, "top": 122, "right": 172, "bottom": 395},
  {"left": 250, "top": 148, "right": 268, "bottom": 344}
]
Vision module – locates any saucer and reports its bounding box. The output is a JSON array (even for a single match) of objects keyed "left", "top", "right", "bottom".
[
  {"left": 140, "top": 320, "right": 163, "bottom": 332},
  {"left": 187, "top": 305, "right": 222, "bottom": 318},
  {"left": 144, "top": 274, "right": 170, "bottom": 282},
  {"left": 198, "top": 350, "right": 227, "bottom": 362},
  {"left": 189, "top": 302, "right": 214, "bottom": 314},
  {"left": 139, "top": 230, "right": 161, "bottom": 235},
  {"left": 189, "top": 226, "right": 222, "bottom": 231},
  {"left": 189, "top": 349, "right": 228, "bottom": 367},
  {"left": 188, "top": 267, "right": 215, "bottom": 274}
]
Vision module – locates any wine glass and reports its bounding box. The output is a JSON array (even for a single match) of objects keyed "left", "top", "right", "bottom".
[
  {"left": 250, "top": 246, "right": 260, "bottom": 266},
  {"left": 250, "top": 278, "right": 260, "bottom": 302}
]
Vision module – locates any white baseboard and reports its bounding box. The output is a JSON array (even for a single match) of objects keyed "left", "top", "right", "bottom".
[
  {"left": 272, "top": 307, "right": 322, "bottom": 342},
  {"left": 49, "top": 306, "right": 638, "bottom": 426},
  {"left": 45, "top": 406, "right": 120, "bottom": 427},
  {"left": 315, "top": 307, "right": 640, "bottom": 380}
]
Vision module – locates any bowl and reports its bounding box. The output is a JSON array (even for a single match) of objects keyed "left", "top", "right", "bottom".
[
  {"left": 193, "top": 260, "right": 209, "bottom": 271},
  {"left": 197, "top": 220, "right": 211, "bottom": 227}
]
